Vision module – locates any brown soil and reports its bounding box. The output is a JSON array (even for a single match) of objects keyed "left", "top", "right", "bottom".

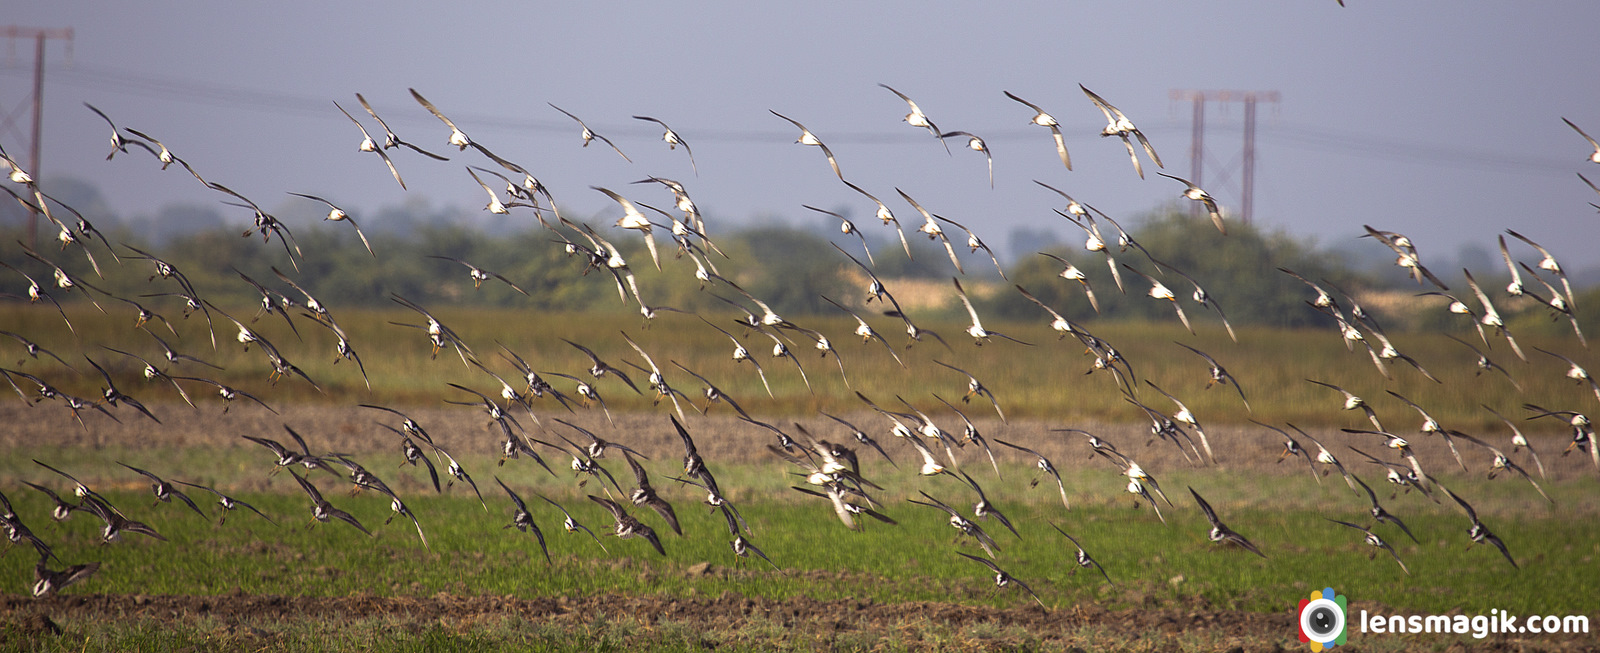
[
  {"left": 4, "top": 401, "right": 1590, "bottom": 485},
  {"left": 3, "top": 591, "right": 1595, "bottom": 652},
  {"left": 3, "top": 590, "right": 1272, "bottom": 633}
]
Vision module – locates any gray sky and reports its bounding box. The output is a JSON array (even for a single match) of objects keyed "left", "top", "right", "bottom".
[{"left": 5, "top": 1, "right": 1599, "bottom": 272}]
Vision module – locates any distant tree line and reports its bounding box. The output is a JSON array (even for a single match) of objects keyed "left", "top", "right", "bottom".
[{"left": 2, "top": 177, "right": 1593, "bottom": 337}]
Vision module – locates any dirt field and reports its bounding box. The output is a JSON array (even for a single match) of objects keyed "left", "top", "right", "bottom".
[
  {"left": 0, "top": 591, "right": 1285, "bottom": 648},
  {"left": 5, "top": 590, "right": 1596, "bottom": 651},
  {"left": 5, "top": 400, "right": 1590, "bottom": 481}
]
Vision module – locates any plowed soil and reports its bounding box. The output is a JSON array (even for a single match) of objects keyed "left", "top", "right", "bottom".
[
  {"left": 5, "top": 401, "right": 1591, "bottom": 483},
  {"left": 4, "top": 591, "right": 1595, "bottom": 651}
]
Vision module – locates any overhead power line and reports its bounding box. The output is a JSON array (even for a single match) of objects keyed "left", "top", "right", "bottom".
[{"left": 0, "top": 63, "right": 1572, "bottom": 176}]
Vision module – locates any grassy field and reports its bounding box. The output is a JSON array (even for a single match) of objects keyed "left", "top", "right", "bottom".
[
  {"left": 1, "top": 306, "right": 1597, "bottom": 651},
  {"left": 2, "top": 475, "right": 1597, "bottom": 648},
  {"left": 2, "top": 465, "right": 1593, "bottom": 614},
  {"left": 1, "top": 430, "right": 1596, "bottom": 650},
  {"left": 2, "top": 302, "right": 1595, "bottom": 431}
]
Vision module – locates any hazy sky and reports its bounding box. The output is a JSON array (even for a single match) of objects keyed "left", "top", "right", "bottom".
[{"left": 4, "top": 1, "right": 1599, "bottom": 272}]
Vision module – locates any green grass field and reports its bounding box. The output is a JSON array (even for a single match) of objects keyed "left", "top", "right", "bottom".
[
  {"left": 2, "top": 306, "right": 1597, "bottom": 652},
  {"left": 1, "top": 454, "right": 1596, "bottom": 651},
  {"left": 3, "top": 450, "right": 1591, "bottom": 615}
]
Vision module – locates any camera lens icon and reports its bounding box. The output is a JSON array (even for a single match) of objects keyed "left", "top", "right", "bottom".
[
  {"left": 1297, "top": 588, "right": 1347, "bottom": 650},
  {"left": 1302, "top": 599, "right": 1343, "bottom": 640}
]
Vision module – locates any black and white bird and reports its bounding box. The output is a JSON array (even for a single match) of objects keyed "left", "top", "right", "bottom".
[
  {"left": 771, "top": 110, "right": 843, "bottom": 181},
  {"left": 1189, "top": 487, "right": 1265, "bottom": 558},
  {"left": 1440, "top": 485, "right": 1517, "bottom": 569},
  {"left": 1451, "top": 432, "right": 1553, "bottom": 504},
  {"left": 1051, "top": 524, "right": 1112, "bottom": 584},
  {"left": 1326, "top": 518, "right": 1409, "bottom": 575},
  {"left": 550, "top": 103, "right": 631, "bottom": 162},
  {"left": 1536, "top": 347, "right": 1600, "bottom": 405},
  {"left": 1463, "top": 269, "right": 1527, "bottom": 362},
  {"left": 592, "top": 186, "right": 662, "bottom": 271},
  {"left": 78, "top": 494, "right": 166, "bottom": 544},
  {"left": 122, "top": 128, "right": 208, "bottom": 185},
  {"left": 589, "top": 495, "right": 665, "bottom": 556},
  {"left": 953, "top": 278, "right": 1031, "bottom": 346},
  {"left": 1482, "top": 404, "right": 1545, "bottom": 480},
  {"left": 428, "top": 255, "right": 529, "bottom": 296},
  {"left": 32, "top": 555, "right": 100, "bottom": 598},
  {"left": 633, "top": 115, "right": 696, "bottom": 175},
  {"left": 840, "top": 180, "right": 912, "bottom": 259},
  {"left": 1081, "top": 85, "right": 1163, "bottom": 179},
  {"left": 409, "top": 88, "right": 474, "bottom": 151},
  {"left": 174, "top": 481, "right": 276, "bottom": 526},
  {"left": 117, "top": 462, "right": 207, "bottom": 519},
  {"left": 0, "top": 330, "right": 72, "bottom": 370},
  {"left": 1524, "top": 404, "right": 1596, "bottom": 471},
  {"left": 1156, "top": 173, "right": 1225, "bottom": 235},
  {"left": 1124, "top": 263, "right": 1193, "bottom": 334},
  {"left": 333, "top": 101, "right": 407, "bottom": 190},
  {"left": 360, "top": 477, "right": 428, "bottom": 548},
  {"left": 879, "top": 84, "right": 949, "bottom": 153},
  {"left": 1177, "top": 343, "right": 1250, "bottom": 412},
  {"left": 994, "top": 439, "right": 1070, "bottom": 511},
  {"left": 1562, "top": 117, "right": 1600, "bottom": 164},
  {"left": 84, "top": 102, "right": 149, "bottom": 161},
  {"left": 955, "top": 552, "right": 1043, "bottom": 607},
  {"left": 290, "top": 471, "right": 371, "bottom": 537},
  {"left": 355, "top": 92, "right": 449, "bottom": 161},
  {"left": 897, "top": 189, "right": 964, "bottom": 274},
  {"left": 0, "top": 489, "right": 54, "bottom": 560},
  {"left": 790, "top": 483, "right": 895, "bottom": 532},
  {"left": 241, "top": 426, "right": 324, "bottom": 475},
  {"left": 909, "top": 491, "right": 999, "bottom": 558},
  {"left": 1363, "top": 225, "right": 1448, "bottom": 290},
  {"left": 624, "top": 452, "right": 682, "bottom": 537},
  {"left": 1387, "top": 390, "right": 1469, "bottom": 473},
  {"left": 936, "top": 215, "right": 1006, "bottom": 279},
  {"left": 1348, "top": 474, "right": 1417, "bottom": 544},
  {"left": 1443, "top": 334, "right": 1521, "bottom": 392},
  {"left": 536, "top": 492, "right": 607, "bottom": 553},
  {"left": 819, "top": 410, "right": 897, "bottom": 468},
  {"left": 810, "top": 206, "right": 875, "bottom": 267},
  {"left": 1003, "top": 91, "right": 1070, "bottom": 170},
  {"left": 494, "top": 477, "right": 551, "bottom": 564},
  {"left": 954, "top": 471, "right": 1019, "bottom": 539},
  {"left": 289, "top": 192, "right": 374, "bottom": 257},
  {"left": 940, "top": 131, "right": 992, "bottom": 187}
]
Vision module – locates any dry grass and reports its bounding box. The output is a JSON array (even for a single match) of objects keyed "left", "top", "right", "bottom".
[{"left": 3, "top": 303, "right": 1596, "bottom": 433}]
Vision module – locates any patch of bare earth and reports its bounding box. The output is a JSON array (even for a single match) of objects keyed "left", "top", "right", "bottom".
[
  {"left": 3, "top": 592, "right": 1595, "bottom": 651},
  {"left": 4, "top": 402, "right": 1590, "bottom": 485}
]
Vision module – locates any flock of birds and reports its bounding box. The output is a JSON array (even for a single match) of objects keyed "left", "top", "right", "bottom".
[{"left": 0, "top": 84, "right": 1597, "bottom": 606}]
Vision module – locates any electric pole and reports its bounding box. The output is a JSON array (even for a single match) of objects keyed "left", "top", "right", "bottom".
[
  {"left": 1169, "top": 89, "right": 1279, "bottom": 226},
  {"left": 2, "top": 25, "right": 74, "bottom": 248}
]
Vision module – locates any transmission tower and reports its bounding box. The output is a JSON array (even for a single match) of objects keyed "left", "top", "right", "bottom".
[
  {"left": 1168, "top": 89, "right": 1279, "bottom": 226},
  {"left": 2, "top": 25, "right": 74, "bottom": 247}
]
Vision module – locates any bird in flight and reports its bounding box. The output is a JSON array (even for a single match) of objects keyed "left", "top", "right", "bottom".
[
  {"left": 880, "top": 84, "right": 949, "bottom": 153},
  {"left": 633, "top": 115, "right": 696, "bottom": 175},
  {"left": 771, "top": 110, "right": 842, "bottom": 181},
  {"left": 1081, "top": 85, "right": 1163, "bottom": 178},
  {"left": 1003, "top": 91, "right": 1070, "bottom": 170},
  {"left": 1189, "top": 486, "right": 1265, "bottom": 558},
  {"left": 550, "top": 103, "right": 632, "bottom": 162}
]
